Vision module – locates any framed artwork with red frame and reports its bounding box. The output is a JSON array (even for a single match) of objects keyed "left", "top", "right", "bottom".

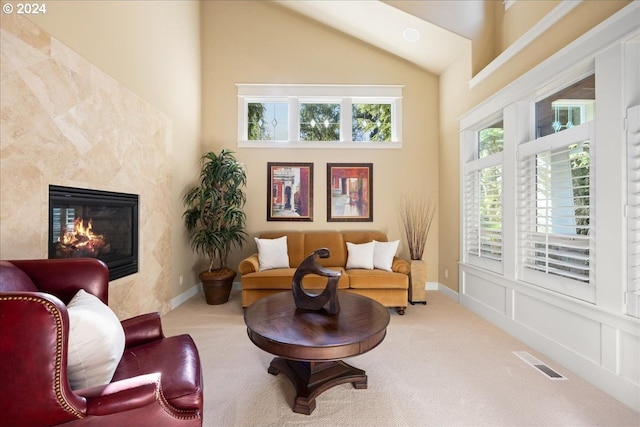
[
  {"left": 267, "top": 162, "right": 313, "bottom": 221},
  {"left": 326, "top": 163, "right": 373, "bottom": 222}
]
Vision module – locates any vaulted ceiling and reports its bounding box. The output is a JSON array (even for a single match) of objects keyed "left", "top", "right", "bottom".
[{"left": 274, "top": 0, "right": 483, "bottom": 75}]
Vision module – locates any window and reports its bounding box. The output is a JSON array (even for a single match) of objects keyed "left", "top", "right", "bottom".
[
  {"left": 247, "top": 102, "right": 288, "bottom": 141},
  {"left": 352, "top": 103, "right": 392, "bottom": 142},
  {"left": 299, "top": 102, "right": 340, "bottom": 142},
  {"left": 464, "top": 120, "right": 504, "bottom": 272},
  {"left": 479, "top": 121, "right": 504, "bottom": 158},
  {"left": 514, "top": 75, "right": 595, "bottom": 302},
  {"left": 237, "top": 84, "right": 402, "bottom": 148},
  {"left": 518, "top": 122, "right": 593, "bottom": 301},
  {"left": 535, "top": 74, "right": 595, "bottom": 138}
]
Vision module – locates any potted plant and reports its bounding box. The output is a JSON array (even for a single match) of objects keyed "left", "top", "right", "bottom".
[
  {"left": 399, "top": 192, "right": 436, "bottom": 305},
  {"left": 183, "top": 149, "right": 247, "bottom": 305}
]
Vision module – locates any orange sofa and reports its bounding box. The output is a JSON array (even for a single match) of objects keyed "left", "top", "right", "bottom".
[{"left": 238, "top": 231, "right": 410, "bottom": 314}]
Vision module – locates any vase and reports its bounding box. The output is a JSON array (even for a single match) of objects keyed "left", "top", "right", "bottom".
[{"left": 409, "top": 260, "right": 427, "bottom": 305}]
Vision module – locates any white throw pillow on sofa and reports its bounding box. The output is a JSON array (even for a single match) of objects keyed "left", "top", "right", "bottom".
[
  {"left": 346, "top": 241, "right": 375, "bottom": 270},
  {"left": 67, "top": 289, "right": 125, "bottom": 390},
  {"left": 255, "top": 236, "right": 290, "bottom": 271},
  {"left": 373, "top": 240, "right": 399, "bottom": 272}
]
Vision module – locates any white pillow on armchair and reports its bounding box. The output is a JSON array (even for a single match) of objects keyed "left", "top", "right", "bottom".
[{"left": 66, "top": 289, "right": 125, "bottom": 390}]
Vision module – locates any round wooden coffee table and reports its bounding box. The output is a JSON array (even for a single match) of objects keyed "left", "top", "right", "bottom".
[{"left": 244, "top": 291, "right": 390, "bottom": 415}]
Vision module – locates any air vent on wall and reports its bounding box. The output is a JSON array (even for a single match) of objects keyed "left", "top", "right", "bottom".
[{"left": 513, "top": 351, "right": 567, "bottom": 380}]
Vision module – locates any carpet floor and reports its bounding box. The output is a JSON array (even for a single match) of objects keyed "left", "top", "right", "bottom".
[{"left": 161, "top": 290, "right": 639, "bottom": 427}]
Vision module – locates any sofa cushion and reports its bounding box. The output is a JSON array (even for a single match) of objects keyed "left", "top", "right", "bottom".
[
  {"left": 241, "top": 268, "right": 298, "bottom": 290},
  {"left": 67, "top": 289, "right": 126, "bottom": 390},
  {"left": 300, "top": 268, "right": 349, "bottom": 290},
  {"left": 342, "top": 230, "right": 387, "bottom": 245},
  {"left": 347, "top": 269, "right": 409, "bottom": 289},
  {"left": 255, "top": 236, "right": 290, "bottom": 270},
  {"left": 373, "top": 240, "right": 399, "bottom": 272},
  {"left": 346, "top": 241, "right": 375, "bottom": 270},
  {"left": 304, "top": 231, "right": 346, "bottom": 268},
  {"left": 242, "top": 267, "right": 349, "bottom": 290}
]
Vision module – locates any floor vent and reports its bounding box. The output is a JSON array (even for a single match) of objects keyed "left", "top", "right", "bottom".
[{"left": 513, "top": 351, "right": 567, "bottom": 380}]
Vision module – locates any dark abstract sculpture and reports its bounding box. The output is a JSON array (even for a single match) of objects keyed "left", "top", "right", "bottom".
[{"left": 292, "top": 248, "right": 341, "bottom": 314}]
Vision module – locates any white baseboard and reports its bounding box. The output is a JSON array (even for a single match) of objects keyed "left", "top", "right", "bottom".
[
  {"left": 172, "top": 280, "right": 244, "bottom": 310},
  {"left": 434, "top": 282, "right": 460, "bottom": 302},
  {"left": 171, "top": 282, "right": 202, "bottom": 310}
]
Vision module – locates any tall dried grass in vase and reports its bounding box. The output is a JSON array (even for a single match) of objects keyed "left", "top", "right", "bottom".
[{"left": 400, "top": 193, "right": 436, "bottom": 260}]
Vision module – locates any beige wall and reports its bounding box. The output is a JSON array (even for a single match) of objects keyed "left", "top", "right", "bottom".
[
  {"left": 2, "top": 1, "right": 200, "bottom": 311},
  {"left": 201, "top": 1, "right": 440, "bottom": 279},
  {"left": 0, "top": 14, "right": 172, "bottom": 319},
  {"left": 437, "top": 0, "right": 630, "bottom": 292},
  {"left": 2, "top": 0, "right": 629, "bottom": 305},
  {"left": 17, "top": 1, "right": 202, "bottom": 301},
  {"left": 499, "top": 0, "right": 560, "bottom": 52}
]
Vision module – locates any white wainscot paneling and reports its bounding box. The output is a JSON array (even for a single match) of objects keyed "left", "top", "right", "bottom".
[
  {"left": 514, "top": 292, "right": 601, "bottom": 364},
  {"left": 462, "top": 270, "right": 507, "bottom": 316},
  {"left": 620, "top": 330, "right": 640, "bottom": 386}
]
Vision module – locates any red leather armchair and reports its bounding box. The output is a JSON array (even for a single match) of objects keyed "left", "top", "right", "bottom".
[{"left": 0, "top": 258, "right": 203, "bottom": 427}]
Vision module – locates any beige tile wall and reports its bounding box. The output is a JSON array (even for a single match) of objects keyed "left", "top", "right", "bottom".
[{"left": 0, "top": 15, "right": 173, "bottom": 319}]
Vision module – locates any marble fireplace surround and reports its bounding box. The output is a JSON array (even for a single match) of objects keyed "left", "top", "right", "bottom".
[{"left": 0, "top": 15, "right": 173, "bottom": 318}]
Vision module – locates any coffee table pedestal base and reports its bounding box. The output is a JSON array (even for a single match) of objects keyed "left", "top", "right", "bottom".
[{"left": 268, "top": 357, "right": 367, "bottom": 415}]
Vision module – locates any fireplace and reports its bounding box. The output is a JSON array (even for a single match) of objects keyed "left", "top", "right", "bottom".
[{"left": 48, "top": 185, "right": 139, "bottom": 281}]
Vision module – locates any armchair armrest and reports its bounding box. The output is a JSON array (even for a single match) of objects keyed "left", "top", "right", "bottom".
[
  {"left": 81, "top": 373, "right": 160, "bottom": 416},
  {"left": 391, "top": 257, "right": 411, "bottom": 275},
  {"left": 80, "top": 373, "right": 199, "bottom": 421},
  {"left": 238, "top": 253, "right": 259, "bottom": 275},
  {"left": 121, "top": 312, "right": 164, "bottom": 348}
]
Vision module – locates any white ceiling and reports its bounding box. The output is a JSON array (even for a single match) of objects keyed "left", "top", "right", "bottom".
[{"left": 274, "top": 0, "right": 473, "bottom": 75}]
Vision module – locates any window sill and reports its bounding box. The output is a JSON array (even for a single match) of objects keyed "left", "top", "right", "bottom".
[{"left": 237, "top": 141, "right": 403, "bottom": 149}]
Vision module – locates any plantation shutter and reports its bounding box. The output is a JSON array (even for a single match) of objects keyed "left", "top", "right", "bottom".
[
  {"left": 464, "top": 155, "right": 503, "bottom": 271},
  {"left": 517, "top": 122, "right": 594, "bottom": 300},
  {"left": 627, "top": 105, "right": 640, "bottom": 318}
]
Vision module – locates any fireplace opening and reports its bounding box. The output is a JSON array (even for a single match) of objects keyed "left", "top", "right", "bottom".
[{"left": 48, "top": 185, "right": 138, "bottom": 281}]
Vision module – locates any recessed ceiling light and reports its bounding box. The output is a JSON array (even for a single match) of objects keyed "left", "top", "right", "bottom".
[{"left": 403, "top": 28, "right": 420, "bottom": 42}]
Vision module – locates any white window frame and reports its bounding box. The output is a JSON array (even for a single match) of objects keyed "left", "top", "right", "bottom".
[
  {"left": 462, "top": 117, "right": 505, "bottom": 274},
  {"left": 627, "top": 104, "right": 640, "bottom": 318},
  {"left": 517, "top": 122, "right": 595, "bottom": 302},
  {"left": 460, "top": 68, "right": 599, "bottom": 303},
  {"left": 236, "top": 84, "right": 403, "bottom": 149}
]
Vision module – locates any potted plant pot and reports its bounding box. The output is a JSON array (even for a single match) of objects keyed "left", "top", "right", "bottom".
[{"left": 200, "top": 268, "right": 237, "bottom": 305}]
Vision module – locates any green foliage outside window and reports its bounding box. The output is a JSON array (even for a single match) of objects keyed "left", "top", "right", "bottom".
[
  {"left": 248, "top": 102, "right": 288, "bottom": 141},
  {"left": 568, "top": 141, "right": 590, "bottom": 236},
  {"left": 299, "top": 103, "right": 340, "bottom": 141},
  {"left": 478, "top": 122, "right": 504, "bottom": 158},
  {"left": 478, "top": 124, "right": 504, "bottom": 247},
  {"left": 248, "top": 103, "right": 268, "bottom": 140},
  {"left": 352, "top": 103, "right": 391, "bottom": 142}
]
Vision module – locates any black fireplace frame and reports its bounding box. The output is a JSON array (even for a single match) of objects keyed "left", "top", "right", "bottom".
[{"left": 48, "top": 185, "right": 139, "bottom": 281}]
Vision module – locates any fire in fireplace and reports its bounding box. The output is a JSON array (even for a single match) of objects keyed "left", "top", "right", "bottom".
[{"left": 48, "top": 185, "right": 139, "bottom": 281}]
